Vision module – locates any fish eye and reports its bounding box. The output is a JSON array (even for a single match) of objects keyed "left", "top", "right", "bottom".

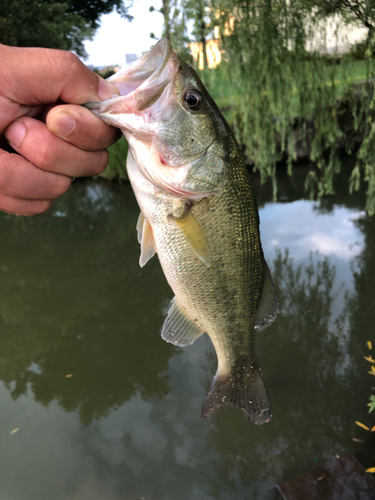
[{"left": 184, "top": 90, "right": 203, "bottom": 111}]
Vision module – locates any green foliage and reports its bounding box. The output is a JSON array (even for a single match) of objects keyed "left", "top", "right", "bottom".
[
  {"left": 350, "top": 39, "right": 375, "bottom": 61},
  {"left": 101, "top": 136, "right": 129, "bottom": 181},
  {"left": 206, "top": 0, "right": 375, "bottom": 212},
  {"left": 0, "top": 0, "right": 132, "bottom": 58},
  {"left": 100, "top": 68, "right": 116, "bottom": 79},
  {"left": 183, "top": 0, "right": 212, "bottom": 68},
  {"left": 369, "top": 394, "right": 375, "bottom": 413},
  {"left": 0, "top": 0, "right": 93, "bottom": 56},
  {"left": 149, "top": 1, "right": 192, "bottom": 60},
  {"left": 315, "top": 0, "right": 375, "bottom": 34},
  {"left": 67, "top": 0, "right": 133, "bottom": 29}
]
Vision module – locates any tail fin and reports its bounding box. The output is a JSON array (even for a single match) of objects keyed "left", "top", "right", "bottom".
[{"left": 200, "top": 367, "right": 272, "bottom": 424}]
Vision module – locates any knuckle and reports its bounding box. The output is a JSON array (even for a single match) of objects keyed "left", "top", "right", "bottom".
[
  {"left": 61, "top": 50, "right": 81, "bottom": 69},
  {"left": 86, "top": 150, "right": 108, "bottom": 176},
  {"left": 49, "top": 50, "right": 80, "bottom": 80},
  {"left": 34, "top": 141, "right": 53, "bottom": 170},
  {"left": 52, "top": 174, "right": 72, "bottom": 197},
  {"left": 24, "top": 200, "right": 53, "bottom": 216}
]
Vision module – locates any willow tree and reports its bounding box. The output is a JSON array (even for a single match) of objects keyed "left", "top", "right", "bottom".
[
  {"left": 150, "top": 0, "right": 191, "bottom": 60},
  {"left": 208, "top": 0, "right": 375, "bottom": 212},
  {"left": 184, "top": 0, "right": 211, "bottom": 69}
]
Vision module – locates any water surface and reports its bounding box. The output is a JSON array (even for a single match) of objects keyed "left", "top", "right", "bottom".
[{"left": 0, "top": 157, "right": 374, "bottom": 499}]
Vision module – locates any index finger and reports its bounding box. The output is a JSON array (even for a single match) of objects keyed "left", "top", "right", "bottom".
[{"left": 0, "top": 45, "right": 119, "bottom": 131}]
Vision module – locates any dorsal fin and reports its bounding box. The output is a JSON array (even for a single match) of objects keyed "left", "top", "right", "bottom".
[
  {"left": 162, "top": 297, "right": 205, "bottom": 347},
  {"left": 255, "top": 258, "right": 279, "bottom": 332},
  {"left": 170, "top": 211, "right": 211, "bottom": 267},
  {"left": 136, "top": 211, "right": 156, "bottom": 268}
]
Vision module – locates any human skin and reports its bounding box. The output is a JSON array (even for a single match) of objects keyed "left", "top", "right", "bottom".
[{"left": 0, "top": 44, "right": 121, "bottom": 216}]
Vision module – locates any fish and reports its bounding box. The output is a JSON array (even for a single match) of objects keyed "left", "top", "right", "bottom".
[{"left": 84, "top": 39, "right": 279, "bottom": 424}]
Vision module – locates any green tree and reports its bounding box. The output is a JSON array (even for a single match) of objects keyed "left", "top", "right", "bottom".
[
  {"left": 150, "top": 0, "right": 191, "bottom": 59},
  {"left": 207, "top": 0, "right": 375, "bottom": 212},
  {"left": 316, "top": 0, "right": 375, "bottom": 35},
  {"left": 0, "top": 0, "right": 93, "bottom": 57},
  {"left": 0, "top": 0, "right": 132, "bottom": 58},
  {"left": 67, "top": 0, "right": 133, "bottom": 29},
  {"left": 184, "top": 0, "right": 212, "bottom": 69}
]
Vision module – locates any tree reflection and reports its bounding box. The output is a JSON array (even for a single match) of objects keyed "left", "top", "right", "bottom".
[
  {"left": 252, "top": 153, "right": 366, "bottom": 211},
  {"left": 203, "top": 249, "right": 364, "bottom": 497},
  {"left": 0, "top": 181, "right": 174, "bottom": 425}
]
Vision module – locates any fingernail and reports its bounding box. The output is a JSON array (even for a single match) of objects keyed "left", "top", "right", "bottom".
[
  {"left": 6, "top": 120, "right": 26, "bottom": 148},
  {"left": 98, "top": 78, "right": 120, "bottom": 101},
  {"left": 50, "top": 113, "right": 76, "bottom": 137}
]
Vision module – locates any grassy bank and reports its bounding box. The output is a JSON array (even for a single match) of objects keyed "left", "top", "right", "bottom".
[{"left": 101, "top": 136, "right": 129, "bottom": 181}]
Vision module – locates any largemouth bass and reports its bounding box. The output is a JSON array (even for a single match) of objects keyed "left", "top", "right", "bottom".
[{"left": 85, "top": 39, "right": 279, "bottom": 424}]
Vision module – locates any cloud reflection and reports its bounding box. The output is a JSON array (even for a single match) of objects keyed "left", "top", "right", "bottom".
[{"left": 260, "top": 201, "right": 365, "bottom": 261}]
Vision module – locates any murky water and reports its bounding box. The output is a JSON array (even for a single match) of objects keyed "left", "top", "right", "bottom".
[{"left": 0, "top": 156, "right": 374, "bottom": 499}]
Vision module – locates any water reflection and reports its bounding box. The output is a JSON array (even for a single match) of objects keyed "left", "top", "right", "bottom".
[
  {"left": 0, "top": 164, "right": 372, "bottom": 499},
  {"left": 0, "top": 181, "right": 174, "bottom": 425},
  {"left": 343, "top": 215, "right": 375, "bottom": 472},
  {"left": 204, "top": 251, "right": 348, "bottom": 494}
]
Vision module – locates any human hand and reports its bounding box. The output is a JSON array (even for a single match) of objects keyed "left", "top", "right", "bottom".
[{"left": 0, "top": 45, "right": 121, "bottom": 216}]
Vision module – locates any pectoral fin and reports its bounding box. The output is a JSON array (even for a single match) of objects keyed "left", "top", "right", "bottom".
[
  {"left": 137, "top": 212, "right": 156, "bottom": 268},
  {"left": 170, "top": 211, "right": 211, "bottom": 267},
  {"left": 162, "top": 297, "right": 205, "bottom": 346},
  {"left": 254, "top": 258, "right": 279, "bottom": 332}
]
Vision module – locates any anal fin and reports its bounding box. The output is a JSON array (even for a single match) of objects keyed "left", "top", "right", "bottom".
[
  {"left": 170, "top": 211, "right": 211, "bottom": 267},
  {"left": 162, "top": 297, "right": 205, "bottom": 347}
]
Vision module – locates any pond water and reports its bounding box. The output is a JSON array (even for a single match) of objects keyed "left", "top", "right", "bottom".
[{"left": 0, "top": 155, "right": 374, "bottom": 499}]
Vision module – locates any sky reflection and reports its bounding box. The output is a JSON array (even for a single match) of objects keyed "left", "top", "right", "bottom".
[{"left": 260, "top": 200, "right": 365, "bottom": 262}]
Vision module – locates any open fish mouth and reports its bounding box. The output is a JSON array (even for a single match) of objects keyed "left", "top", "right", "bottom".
[
  {"left": 108, "top": 39, "right": 173, "bottom": 98},
  {"left": 84, "top": 39, "right": 179, "bottom": 116}
]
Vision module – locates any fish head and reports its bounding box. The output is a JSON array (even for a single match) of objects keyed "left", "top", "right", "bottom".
[{"left": 85, "top": 39, "right": 230, "bottom": 199}]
